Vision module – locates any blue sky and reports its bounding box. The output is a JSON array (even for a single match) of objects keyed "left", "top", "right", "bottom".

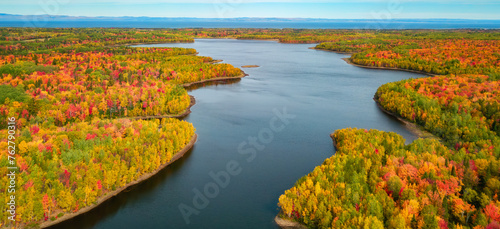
[{"left": 1, "top": 0, "right": 499, "bottom": 19}]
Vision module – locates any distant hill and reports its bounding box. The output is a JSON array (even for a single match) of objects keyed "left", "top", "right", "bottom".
[
  {"left": 0, "top": 13, "right": 498, "bottom": 23},
  {"left": 1, "top": 13, "right": 498, "bottom": 29}
]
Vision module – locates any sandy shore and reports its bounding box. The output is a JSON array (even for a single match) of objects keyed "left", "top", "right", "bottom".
[
  {"left": 241, "top": 65, "right": 260, "bottom": 68},
  {"left": 275, "top": 216, "right": 308, "bottom": 229},
  {"left": 40, "top": 133, "right": 198, "bottom": 228},
  {"left": 373, "top": 98, "right": 438, "bottom": 140},
  {"left": 181, "top": 72, "right": 247, "bottom": 88}
]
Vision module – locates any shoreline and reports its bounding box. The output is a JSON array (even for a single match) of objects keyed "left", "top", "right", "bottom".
[
  {"left": 236, "top": 38, "right": 281, "bottom": 42},
  {"left": 330, "top": 133, "right": 339, "bottom": 151},
  {"left": 110, "top": 40, "right": 195, "bottom": 47},
  {"left": 342, "top": 57, "right": 438, "bottom": 77},
  {"left": 314, "top": 46, "right": 439, "bottom": 140},
  {"left": 373, "top": 98, "right": 438, "bottom": 140},
  {"left": 128, "top": 95, "right": 196, "bottom": 120},
  {"left": 181, "top": 72, "right": 247, "bottom": 88},
  {"left": 276, "top": 101, "right": 435, "bottom": 229},
  {"left": 312, "top": 47, "right": 439, "bottom": 77},
  {"left": 274, "top": 216, "right": 308, "bottom": 229},
  {"left": 191, "top": 37, "right": 280, "bottom": 42},
  {"left": 308, "top": 47, "right": 355, "bottom": 54},
  {"left": 241, "top": 65, "right": 260, "bottom": 68},
  {"left": 40, "top": 133, "right": 198, "bottom": 229}
]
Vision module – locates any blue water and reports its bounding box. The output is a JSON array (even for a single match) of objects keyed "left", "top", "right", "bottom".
[{"left": 1, "top": 19, "right": 500, "bottom": 29}]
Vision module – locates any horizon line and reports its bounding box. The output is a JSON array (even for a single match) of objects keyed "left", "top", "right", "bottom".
[{"left": 1, "top": 13, "right": 500, "bottom": 21}]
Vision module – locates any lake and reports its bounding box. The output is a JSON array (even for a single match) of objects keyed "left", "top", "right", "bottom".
[{"left": 49, "top": 39, "right": 425, "bottom": 229}]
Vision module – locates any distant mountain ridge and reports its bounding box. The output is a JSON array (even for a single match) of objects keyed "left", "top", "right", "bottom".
[{"left": 0, "top": 13, "right": 498, "bottom": 23}]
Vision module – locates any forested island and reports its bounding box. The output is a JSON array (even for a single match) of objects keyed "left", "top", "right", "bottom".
[{"left": 0, "top": 28, "right": 499, "bottom": 228}]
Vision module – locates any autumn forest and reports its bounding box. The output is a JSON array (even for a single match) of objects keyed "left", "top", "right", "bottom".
[{"left": 0, "top": 28, "right": 499, "bottom": 228}]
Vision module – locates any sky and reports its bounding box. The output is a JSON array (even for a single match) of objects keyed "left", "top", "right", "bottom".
[{"left": 1, "top": 0, "right": 499, "bottom": 19}]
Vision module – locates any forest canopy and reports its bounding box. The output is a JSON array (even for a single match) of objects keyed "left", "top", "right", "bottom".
[{"left": 0, "top": 27, "right": 498, "bottom": 228}]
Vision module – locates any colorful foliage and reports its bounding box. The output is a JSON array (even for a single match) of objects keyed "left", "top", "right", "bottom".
[
  {"left": 375, "top": 74, "right": 499, "bottom": 155},
  {"left": 279, "top": 128, "right": 499, "bottom": 228},
  {"left": 0, "top": 46, "right": 241, "bottom": 128},
  {"left": 0, "top": 28, "right": 244, "bottom": 227},
  {"left": 276, "top": 29, "right": 499, "bottom": 229},
  {"left": 0, "top": 118, "right": 195, "bottom": 225},
  {"left": 2, "top": 27, "right": 499, "bottom": 229}
]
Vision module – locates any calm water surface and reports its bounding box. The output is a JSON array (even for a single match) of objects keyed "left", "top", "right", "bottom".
[{"left": 50, "top": 39, "right": 425, "bottom": 229}]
